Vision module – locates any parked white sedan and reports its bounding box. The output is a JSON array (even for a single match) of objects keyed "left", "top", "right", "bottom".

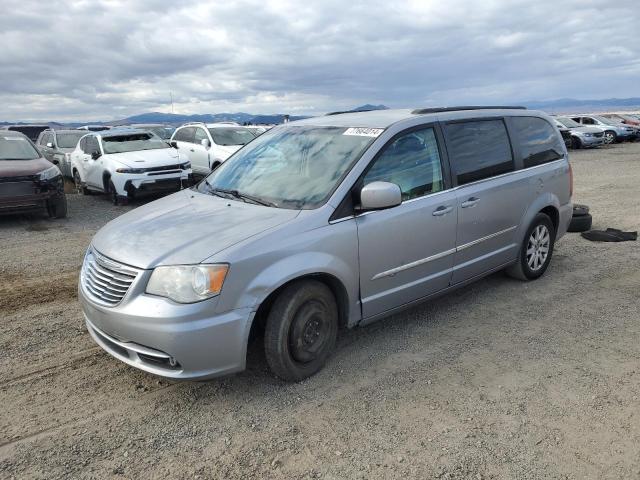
[
  {"left": 170, "top": 122, "right": 257, "bottom": 177},
  {"left": 70, "top": 129, "right": 192, "bottom": 205}
]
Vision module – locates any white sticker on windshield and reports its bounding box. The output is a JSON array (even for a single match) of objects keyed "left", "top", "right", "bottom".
[{"left": 343, "top": 127, "right": 384, "bottom": 137}]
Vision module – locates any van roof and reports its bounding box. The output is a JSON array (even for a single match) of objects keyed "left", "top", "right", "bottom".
[{"left": 292, "top": 106, "right": 544, "bottom": 129}]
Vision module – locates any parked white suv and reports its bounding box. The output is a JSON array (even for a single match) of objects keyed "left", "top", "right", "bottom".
[
  {"left": 70, "top": 129, "right": 192, "bottom": 205},
  {"left": 170, "top": 122, "right": 257, "bottom": 176}
]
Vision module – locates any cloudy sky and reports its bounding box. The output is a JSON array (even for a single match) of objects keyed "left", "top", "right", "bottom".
[{"left": 1, "top": 0, "right": 639, "bottom": 121}]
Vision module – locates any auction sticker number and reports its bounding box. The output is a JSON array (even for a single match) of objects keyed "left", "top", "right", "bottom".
[{"left": 343, "top": 127, "right": 384, "bottom": 137}]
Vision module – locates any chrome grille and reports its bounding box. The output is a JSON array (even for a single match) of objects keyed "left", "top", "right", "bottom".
[{"left": 81, "top": 249, "right": 140, "bottom": 306}]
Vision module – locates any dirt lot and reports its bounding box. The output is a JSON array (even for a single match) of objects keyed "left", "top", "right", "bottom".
[{"left": 1, "top": 143, "right": 639, "bottom": 479}]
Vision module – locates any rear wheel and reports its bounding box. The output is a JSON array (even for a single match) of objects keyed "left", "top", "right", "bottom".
[
  {"left": 506, "top": 213, "right": 555, "bottom": 281},
  {"left": 264, "top": 280, "right": 338, "bottom": 382}
]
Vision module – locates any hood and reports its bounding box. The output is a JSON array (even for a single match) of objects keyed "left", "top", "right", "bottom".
[
  {"left": 105, "top": 148, "right": 183, "bottom": 168},
  {"left": 91, "top": 189, "right": 300, "bottom": 269},
  {"left": 214, "top": 144, "right": 242, "bottom": 161},
  {"left": 0, "top": 157, "right": 51, "bottom": 178}
]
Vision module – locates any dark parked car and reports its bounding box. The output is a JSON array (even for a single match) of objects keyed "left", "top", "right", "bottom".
[
  {"left": 0, "top": 130, "right": 67, "bottom": 217},
  {"left": 2, "top": 124, "right": 50, "bottom": 142},
  {"left": 35, "top": 129, "right": 86, "bottom": 178}
]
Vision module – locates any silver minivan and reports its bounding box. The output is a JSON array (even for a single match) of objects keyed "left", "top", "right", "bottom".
[{"left": 79, "top": 107, "right": 573, "bottom": 382}]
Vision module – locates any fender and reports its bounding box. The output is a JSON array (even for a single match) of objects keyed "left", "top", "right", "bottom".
[{"left": 516, "top": 191, "right": 560, "bottom": 244}]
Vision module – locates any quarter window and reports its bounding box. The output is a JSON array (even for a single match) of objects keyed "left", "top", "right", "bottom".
[
  {"left": 363, "top": 127, "right": 444, "bottom": 201},
  {"left": 511, "top": 117, "right": 564, "bottom": 168},
  {"left": 445, "top": 119, "right": 513, "bottom": 185}
]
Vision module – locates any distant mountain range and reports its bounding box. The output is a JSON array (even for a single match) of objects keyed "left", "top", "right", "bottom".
[{"left": 2, "top": 99, "right": 638, "bottom": 126}]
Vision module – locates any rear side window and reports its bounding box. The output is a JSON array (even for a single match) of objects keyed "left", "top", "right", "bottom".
[
  {"left": 174, "top": 127, "right": 195, "bottom": 143},
  {"left": 445, "top": 119, "right": 513, "bottom": 185},
  {"left": 510, "top": 117, "right": 564, "bottom": 168}
]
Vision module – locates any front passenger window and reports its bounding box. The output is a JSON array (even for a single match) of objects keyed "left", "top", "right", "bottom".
[{"left": 363, "top": 127, "right": 444, "bottom": 201}]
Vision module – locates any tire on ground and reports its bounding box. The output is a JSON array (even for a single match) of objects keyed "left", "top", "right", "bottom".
[
  {"left": 264, "top": 279, "right": 338, "bottom": 382},
  {"left": 568, "top": 213, "right": 592, "bottom": 233},
  {"left": 506, "top": 212, "right": 556, "bottom": 281},
  {"left": 572, "top": 204, "right": 590, "bottom": 217}
]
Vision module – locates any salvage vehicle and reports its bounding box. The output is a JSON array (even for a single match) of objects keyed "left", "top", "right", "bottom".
[
  {"left": 170, "top": 122, "right": 257, "bottom": 176},
  {"left": 553, "top": 116, "right": 605, "bottom": 149},
  {"left": 2, "top": 124, "right": 50, "bottom": 142},
  {"left": 36, "top": 129, "right": 86, "bottom": 177},
  {"left": 0, "top": 130, "right": 67, "bottom": 217},
  {"left": 601, "top": 113, "right": 640, "bottom": 127},
  {"left": 570, "top": 115, "right": 635, "bottom": 143},
  {"left": 70, "top": 129, "right": 192, "bottom": 205},
  {"left": 80, "top": 107, "right": 572, "bottom": 382}
]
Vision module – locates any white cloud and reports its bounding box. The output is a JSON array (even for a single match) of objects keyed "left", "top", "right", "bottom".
[{"left": 0, "top": 0, "right": 638, "bottom": 121}]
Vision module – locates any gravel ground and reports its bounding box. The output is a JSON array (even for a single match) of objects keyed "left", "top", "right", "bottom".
[{"left": 1, "top": 143, "right": 639, "bottom": 479}]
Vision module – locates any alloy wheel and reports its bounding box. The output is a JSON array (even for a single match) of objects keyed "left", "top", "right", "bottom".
[{"left": 526, "top": 225, "right": 550, "bottom": 271}]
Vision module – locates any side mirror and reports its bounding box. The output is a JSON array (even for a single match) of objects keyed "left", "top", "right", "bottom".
[
  {"left": 91, "top": 151, "right": 101, "bottom": 160},
  {"left": 359, "top": 181, "right": 402, "bottom": 211},
  {"left": 201, "top": 138, "right": 211, "bottom": 149},
  {"left": 46, "top": 142, "right": 54, "bottom": 148},
  {"left": 170, "top": 140, "right": 179, "bottom": 149}
]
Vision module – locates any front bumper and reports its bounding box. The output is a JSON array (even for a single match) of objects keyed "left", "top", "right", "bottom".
[
  {"left": 79, "top": 281, "right": 253, "bottom": 380},
  {"left": 123, "top": 174, "right": 193, "bottom": 198},
  {"left": 577, "top": 135, "right": 605, "bottom": 147},
  {"left": 0, "top": 175, "right": 64, "bottom": 215}
]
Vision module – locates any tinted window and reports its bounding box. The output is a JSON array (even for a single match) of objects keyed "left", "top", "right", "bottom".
[
  {"left": 194, "top": 128, "right": 208, "bottom": 143},
  {"left": 511, "top": 117, "right": 564, "bottom": 168},
  {"left": 445, "top": 119, "right": 513, "bottom": 185},
  {"left": 208, "top": 127, "right": 256, "bottom": 146},
  {"left": 40, "top": 132, "right": 52, "bottom": 145},
  {"left": 363, "top": 127, "right": 443, "bottom": 201},
  {"left": 84, "top": 136, "right": 100, "bottom": 154},
  {"left": 174, "top": 127, "right": 195, "bottom": 143}
]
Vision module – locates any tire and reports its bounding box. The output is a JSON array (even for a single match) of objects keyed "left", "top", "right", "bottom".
[
  {"left": 108, "top": 180, "right": 128, "bottom": 205},
  {"left": 264, "top": 280, "right": 338, "bottom": 382},
  {"left": 506, "top": 213, "right": 556, "bottom": 281},
  {"left": 73, "top": 170, "right": 90, "bottom": 195},
  {"left": 603, "top": 131, "right": 617, "bottom": 144},
  {"left": 568, "top": 213, "right": 592, "bottom": 233},
  {"left": 47, "top": 194, "right": 68, "bottom": 219},
  {"left": 570, "top": 136, "right": 582, "bottom": 149},
  {"left": 572, "top": 204, "right": 590, "bottom": 217}
]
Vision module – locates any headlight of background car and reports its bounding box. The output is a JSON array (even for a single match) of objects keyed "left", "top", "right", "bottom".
[
  {"left": 146, "top": 264, "right": 229, "bottom": 303},
  {"left": 39, "top": 165, "right": 62, "bottom": 181}
]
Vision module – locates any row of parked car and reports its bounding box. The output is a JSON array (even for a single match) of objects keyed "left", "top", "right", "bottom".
[{"left": 553, "top": 113, "right": 640, "bottom": 149}]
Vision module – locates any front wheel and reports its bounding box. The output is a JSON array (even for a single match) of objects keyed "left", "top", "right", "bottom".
[
  {"left": 506, "top": 213, "right": 556, "bottom": 281},
  {"left": 570, "top": 136, "right": 582, "bottom": 149},
  {"left": 264, "top": 280, "right": 338, "bottom": 382},
  {"left": 73, "top": 171, "right": 90, "bottom": 195},
  {"left": 47, "top": 194, "right": 68, "bottom": 219},
  {"left": 603, "top": 131, "right": 617, "bottom": 144}
]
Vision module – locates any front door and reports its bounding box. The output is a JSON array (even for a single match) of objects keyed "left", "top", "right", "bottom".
[
  {"left": 84, "top": 136, "right": 104, "bottom": 189},
  {"left": 191, "top": 127, "right": 212, "bottom": 175},
  {"left": 356, "top": 126, "right": 457, "bottom": 319}
]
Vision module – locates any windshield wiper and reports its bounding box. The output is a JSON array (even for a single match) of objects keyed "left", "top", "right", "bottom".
[{"left": 209, "top": 187, "right": 277, "bottom": 207}]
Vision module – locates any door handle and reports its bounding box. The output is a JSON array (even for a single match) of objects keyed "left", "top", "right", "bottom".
[
  {"left": 432, "top": 205, "right": 453, "bottom": 216},
  {"left": 461, "top": 197, "right": 480, "bottom": 208}
]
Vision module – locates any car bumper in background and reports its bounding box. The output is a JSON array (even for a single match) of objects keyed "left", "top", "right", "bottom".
[
  {"left": 121, "top": 173, "right": 193, "bottom": 198},
  {"left": 0, "top": 175, "right": 64, "bottom": 215}
]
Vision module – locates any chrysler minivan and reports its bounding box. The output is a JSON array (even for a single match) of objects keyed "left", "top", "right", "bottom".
[{"left": 79, "top": 107, "right": 572, "bottom": 382}]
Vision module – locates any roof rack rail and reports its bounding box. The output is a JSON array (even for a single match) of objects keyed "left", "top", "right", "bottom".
[
  {"left": 412, "top": 106, "right": 527, "bottom": 115},
  {"left": 326, "top": 108, "right": 380, "bottom": 116},
  {"left": 181, "top": 121, "right": 207, "bottom": 126}
]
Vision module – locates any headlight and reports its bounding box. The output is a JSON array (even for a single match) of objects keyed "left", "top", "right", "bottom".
[
  {"left": 115, "top": 167, "right": 146, "bottom": 174},
  {"left": 39, "top": 165, "right": 61, "bottom": 181},
  {"left": 583, "top": 133, "right": 593, "bottom": 137},
  {"left": 146, "top": 264, "right": 229, "bottom": 303}
]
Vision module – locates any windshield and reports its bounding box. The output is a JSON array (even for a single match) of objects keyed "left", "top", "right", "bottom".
[
  {"left": 197, "top": 126, "right": 379, "bottom": 209},
  {"left": 56, "top": 132, "right": 85, "bottom": 148},
  {"left": 0, "top": 135, "right": 40, "bottom": 160},
  {"left": 101, "top": 133, "right": 169, "bottom": 154},
  {"left": 556, "top": 117, "right": 581, "bottom": 128},
  {"left": 593, "top": 116, "right": 619, "bottom": 126},
  {"left": 208, "top": 127, "right": 256, "bottom": 146}
]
